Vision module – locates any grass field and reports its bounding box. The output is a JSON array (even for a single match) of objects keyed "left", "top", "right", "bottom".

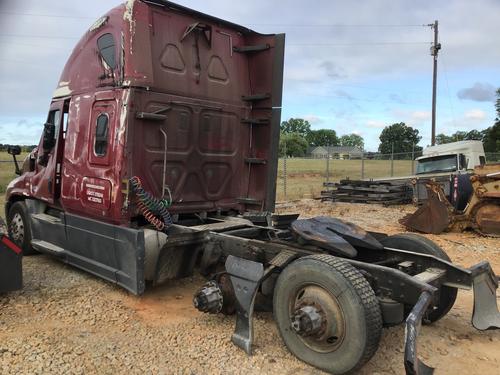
[
  {"left": 276, "top": 157, "right": 415, "bottom": 201},
  {"left": 0, "top": 151, "right": 29, "bottom": 194},
  {"left": 0, "top": 152, "right": 415, "bottom": 209}
]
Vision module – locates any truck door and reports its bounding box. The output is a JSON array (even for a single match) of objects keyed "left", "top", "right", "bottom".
[
  {"left": 79, "top": 99, "right": 116, "bottom": 214},
  {"left": 30, "top": 100, "right": 68, "bottom": 204}
]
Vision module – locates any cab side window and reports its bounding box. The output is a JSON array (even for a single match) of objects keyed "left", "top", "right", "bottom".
[
  {"left": 459, "top": 154, "right": 467, "bottom": 170},
  {"left": 94, "top": 114, "right": 109, "bottom": 157},
  {"left": 38, "top": 110, "right": 61, "bottom": 166}
]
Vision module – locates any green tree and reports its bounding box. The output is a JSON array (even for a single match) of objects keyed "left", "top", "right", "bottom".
[
  {"left": 339, "top": 133, "right": 364, "bottom": 149},
  {"left": 280, "top": 118, "right": 311, "bottom": 138},
  {"left": 378, "top": 122, "right": 422, "bottom": 156},
  {"left": 306, "top": 129, "right": 338, "bottom": 147},
  {"left": 482, "top": 88, "right": 500, "bottom": 153},
  {"left": 436, "top": 130, "right": 483, "bottom": 145},
  {"left": 435, "top": 133, "right": 454, "bottom": 145},
  {"left": 451, "top": 131, "right": 468, "bottom": 142},
  {"left": 279, "top": 132, "right": 308, "bottom": 157},
  {"left": 496, "top": 88, "right": 500, "bottom": 117},
  {"left": 483, "top": 123, "right": 500, "bottom": 153},
  {"left": 465, "top": 129, "right": 484, "bottom": 141}
]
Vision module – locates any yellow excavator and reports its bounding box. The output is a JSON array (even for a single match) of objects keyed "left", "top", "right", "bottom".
[{"left": 400, "top": 163, "right": 500, "bottom": 236}]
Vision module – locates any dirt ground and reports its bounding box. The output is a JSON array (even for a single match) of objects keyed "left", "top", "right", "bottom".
[{"left": 1, "top": 200, "right": 499, "bottom": 374}]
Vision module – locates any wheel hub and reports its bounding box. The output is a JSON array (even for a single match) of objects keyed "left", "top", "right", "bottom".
[
  {"left": 291, "top": 305, "right": 326, "bottom": 337},
  {"left": 193, "top": 281, "right": 223, "bottom": 314},
  {"left": 290, "top": 285, "right": 346, "bottom": 353}
]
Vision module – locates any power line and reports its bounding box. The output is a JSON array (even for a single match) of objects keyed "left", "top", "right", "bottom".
[
  {"left": 0, "top": 12, "right": 432, "bottom": 27},
  {"left": 0, "top": 33, "right": 431, "bottom": 46},
  {"left": 0, "top": 11, "right": 95, "bottom": 20},
  {"left": 0, "top": 59, "right": 45, "bottom": 66},
  {"left": 247, "top": 23, "right": 427, "bottom": 28},
  {"left": 0, "top": 40, "right": 70, "bottom": 50},
  {"left": 439, "top": 56, "right": 457, "bottom": 128},
  {"left": 288, "top": 42, "right": 430, "bottom": 46},
  {"left": 286, "top": 78, "right": 430, "bottom": 97},
  {"left": 0, "top": 34, "right": 79, "bottom": 40}
]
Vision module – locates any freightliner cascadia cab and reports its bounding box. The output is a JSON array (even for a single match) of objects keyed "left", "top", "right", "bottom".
[{"left": 5, "top": 0, "right": 285, "bottom": 294}]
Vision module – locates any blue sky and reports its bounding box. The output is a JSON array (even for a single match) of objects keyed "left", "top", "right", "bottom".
[{"left": 0, "top": 0, "right": 499, "bottom": 151}]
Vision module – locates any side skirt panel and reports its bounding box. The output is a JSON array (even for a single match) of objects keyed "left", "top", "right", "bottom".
[{"left": 27, "top": 204, "right": 145, "bottom": 295}]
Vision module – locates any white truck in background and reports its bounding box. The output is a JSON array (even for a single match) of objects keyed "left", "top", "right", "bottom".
[
  {"left": 363, "top": 141, "right": 486, "bottom": 208},
  {"left": 415, "top": 140, "right": 486, "bottom": 175}
]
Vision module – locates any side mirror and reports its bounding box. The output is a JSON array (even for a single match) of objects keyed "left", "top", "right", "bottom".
[
  {"left": 42, "top": 122, "right": 56, "bottom": 151},
  {"left": 7, "top": 145, "right": 21, "bottom": 156},
  {"left": 7, "top": 145, "right": 22, "bottom": 175}
]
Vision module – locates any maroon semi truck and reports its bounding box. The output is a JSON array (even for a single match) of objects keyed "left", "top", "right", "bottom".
[{"left": 4, "top": 1, "right": 500, "bottom": 374}]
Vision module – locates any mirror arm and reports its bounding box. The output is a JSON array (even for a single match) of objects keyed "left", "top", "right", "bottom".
[{"left": 11, "top": 154, "right": 21, "bottom": 176}]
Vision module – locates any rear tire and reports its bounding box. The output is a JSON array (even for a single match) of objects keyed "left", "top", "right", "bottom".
[
  {"left": 273, "top": 254, "right": 382, "bottom": 375},
  {"left": 380, "top": 233, "right": 457, "bottom": 323},
  {"left": 7, "top": 201, "right": 36, "bottom": 255}
]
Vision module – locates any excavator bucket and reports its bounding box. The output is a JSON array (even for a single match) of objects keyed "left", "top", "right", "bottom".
[{"left": 400, "top": 182, "right": 452, "bottom": 234}]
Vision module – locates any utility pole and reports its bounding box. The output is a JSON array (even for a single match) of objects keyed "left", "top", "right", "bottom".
[{"left": 429, "top": 20, "right": 441, "bottom": 146}]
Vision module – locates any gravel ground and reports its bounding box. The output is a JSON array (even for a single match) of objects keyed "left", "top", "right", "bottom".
[{"left": 1, "top": 200, "right": 499, "bottom": 374}]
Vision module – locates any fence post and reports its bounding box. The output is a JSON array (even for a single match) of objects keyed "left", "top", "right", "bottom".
[
  {"left": 411, "top": 143, "right": 415, "bottom": 175},
  {"left": 361, "top": 151, "right": 365, "bottom": 180},
  {"left": 326, "top": 145, "right": 330, "bottom": 185},
  {"left": 283, "top": 141, "right": 287, "bottom": 201},
  {"left": 390, "top": 143, "right": 394, "bottom": 177}
]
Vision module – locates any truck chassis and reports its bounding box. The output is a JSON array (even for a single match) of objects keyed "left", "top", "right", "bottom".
[
  {"left": 180, "top": 213, "right": 499, "bottom": 374},
  {"left": 6, "top": 195, "right": 500, "bottom": 374}
]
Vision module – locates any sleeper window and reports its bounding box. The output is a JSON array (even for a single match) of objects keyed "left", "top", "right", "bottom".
[
  {"left": 94, "top": 114, "right": 109, "bottom": 156},
  {"left": 97, "top": 33, "right": 116, "bottom": 69}
]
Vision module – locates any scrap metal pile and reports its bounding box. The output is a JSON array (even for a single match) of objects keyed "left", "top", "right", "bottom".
[{"left": 322, "top": 179, "right": 413, "bottom": 205}]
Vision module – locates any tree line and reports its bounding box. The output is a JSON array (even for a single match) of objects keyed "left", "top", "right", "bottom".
[
  {"left": 280, "top": 88, "right": 500, "bottom": 157},
  {"left": 279, "top": 119, "right": 364, "bottom": 157},
  {"left": 0, "top": 144, "right": 37, "bottom": 153}
]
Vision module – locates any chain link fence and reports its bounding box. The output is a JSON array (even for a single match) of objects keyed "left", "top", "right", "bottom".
[
  {"left": 1, "top": 151, "right": 500, "bottom": 198},
  {"left": 277, "top": 151, "right": 500, "bottom": 202}
]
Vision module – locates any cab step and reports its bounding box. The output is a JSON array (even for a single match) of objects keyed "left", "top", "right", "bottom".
[{"left": 31, "top": 239, "right": 65, "bottom": 257}]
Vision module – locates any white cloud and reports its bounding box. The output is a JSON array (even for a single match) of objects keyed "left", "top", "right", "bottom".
[
  {"left": 366, "top": 120, "right": 386, "bottom": 129},
  {"left": 410, "top": 111, "right": 431, "bottom": 122},
  {"left": 303, "top": 115, "right": 324, "bottom": 125},
  {"left": 464, "top": 109, "right": 486, "bottom": 121},
  {"left": 441, "top": 109, "right": 491, "bottom": 131},
  {"left": 391, "top": 109, "right": 431, "bottom": 127}
]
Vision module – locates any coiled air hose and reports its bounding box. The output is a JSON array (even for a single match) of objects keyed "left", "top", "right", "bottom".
[{"left": 129, "top": 176, "right": 172, "bottom": 232}]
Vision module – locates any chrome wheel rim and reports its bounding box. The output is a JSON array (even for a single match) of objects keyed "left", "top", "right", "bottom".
[{"left": 9, "top": 212, "right": 25, "bottom": 246}]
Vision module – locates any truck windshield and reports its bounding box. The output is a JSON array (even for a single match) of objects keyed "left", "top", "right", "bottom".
[{"left": 416, "top": 154, "right": 457, "bottom": 174}]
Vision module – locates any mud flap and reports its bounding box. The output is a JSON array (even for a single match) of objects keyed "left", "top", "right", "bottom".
[
  {"left": 0, "top": 234, "right": 23, "bottom": 293},
  {"left": 225, "top": 255, "right": 264, "bottom": 354},
  {"left": 471, "top": 262, "right": 500, "bottom": 330},
  {"left": 404, "top": 291, "right": 434, "bottom": 375}
]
